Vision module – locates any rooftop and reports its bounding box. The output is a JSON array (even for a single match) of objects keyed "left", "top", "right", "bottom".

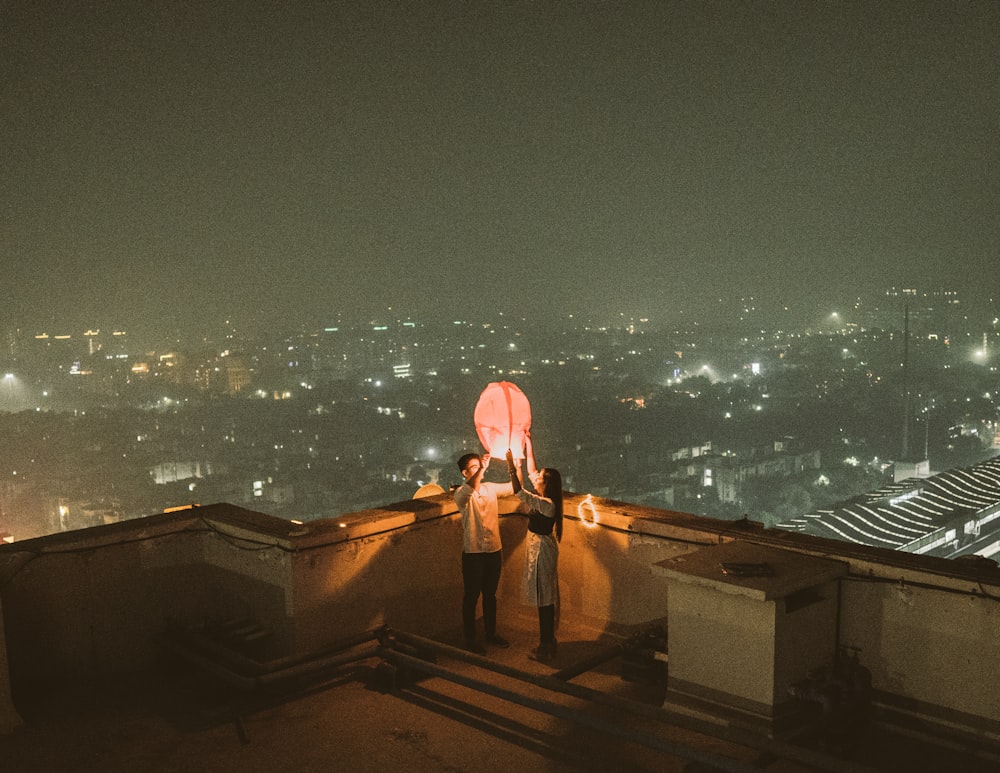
[{"left": 2, "top": 495, "right": 1000, "bottom": 772}]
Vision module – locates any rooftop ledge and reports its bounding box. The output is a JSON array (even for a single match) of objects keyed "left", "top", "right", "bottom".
[{"left": 1, "top": 493, "right": 999, "bottom": 768}]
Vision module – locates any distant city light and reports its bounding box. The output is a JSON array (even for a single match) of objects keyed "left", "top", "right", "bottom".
[{"left": 3, "top": 291, "right": 997, "bottom": 544}]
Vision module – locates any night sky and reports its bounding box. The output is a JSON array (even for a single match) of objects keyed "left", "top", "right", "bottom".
[{"left": 4, "top": 2, "right": 998, "bottom": 338}]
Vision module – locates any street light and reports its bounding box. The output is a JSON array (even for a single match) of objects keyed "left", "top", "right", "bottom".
[{"left": 2, "top": 374, "right": 18, "bottom": 412}]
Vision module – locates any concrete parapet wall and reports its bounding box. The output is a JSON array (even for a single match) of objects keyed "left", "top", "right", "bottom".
[
  {"left": 288, "top": 504, "right": 465, "bottom": 652},
  {"left": 839, "top": 571, "right": 1000, "bottom": 734},
  {"left": 1, "top": 496, "right": 998, "bottom": 741}
]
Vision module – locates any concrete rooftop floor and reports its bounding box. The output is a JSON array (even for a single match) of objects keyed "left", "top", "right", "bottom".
[{"left": 1, "top": 612, "right": 996, "bottom": 773}]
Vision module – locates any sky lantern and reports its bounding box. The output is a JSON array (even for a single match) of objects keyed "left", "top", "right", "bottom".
[{"left": 474, "top": 381, "right": 532, "bottom": 460}]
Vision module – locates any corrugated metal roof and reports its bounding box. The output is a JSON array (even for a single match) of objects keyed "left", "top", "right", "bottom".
[{"left": 777, "top": 456, "right": 1000, "bottom": 549}]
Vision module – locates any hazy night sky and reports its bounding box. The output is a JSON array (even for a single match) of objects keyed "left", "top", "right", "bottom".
[{"left": 3, "top": 2, "right": 998, "bottom": 338}]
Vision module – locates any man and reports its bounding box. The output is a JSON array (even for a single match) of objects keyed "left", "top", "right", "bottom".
[{"left": 454, "top": 452, "right": 513, "bottom": 654}]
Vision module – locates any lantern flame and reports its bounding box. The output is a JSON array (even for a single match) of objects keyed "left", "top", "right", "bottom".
[{"left": 474, "top": 381, "right": 532, "bottom": 459}]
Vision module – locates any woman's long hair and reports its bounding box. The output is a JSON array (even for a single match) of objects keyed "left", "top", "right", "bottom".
[{"left": 540, "top": 468, "right": 564, "bottom": 542}]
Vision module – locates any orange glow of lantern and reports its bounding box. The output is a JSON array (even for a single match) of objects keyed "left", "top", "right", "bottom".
[{"left": 473, "top": 381, "right": 532, "bottom": 459}]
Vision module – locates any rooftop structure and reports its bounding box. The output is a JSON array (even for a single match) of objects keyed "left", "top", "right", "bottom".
[
  {"left": 1, "top": 492, "right": 999, "bottom": 771},
  {"left": 777, "top": 455, "right": 1000, "bottom": 558}
]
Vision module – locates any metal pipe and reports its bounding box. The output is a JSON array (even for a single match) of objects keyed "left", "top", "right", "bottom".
[
  {"left": 160, "top": 625, "right": 270, "bottom": 677},
  {"left": 157, "top": 635, "right": 258, "bottom": 691},
  {"left": 157, "top": 627, "right": 382, "bottom": 689},
  {"left": 256, "top": 628, "right": 382, "bottom": 673},
  {"left": 389, "top": 628, "right": 600, "bottom": 695},
  {"left": 551, "top": 644, "right": 624, "bottom": 682},
  {"left": 385, "top": 628, "right": 880, "bottom": 773},
  {"left": 256, "top": 644, "right": 380, "bottom": 686},
  {"left": 381, "top": 647, "right": 760, "bottom": 773}
]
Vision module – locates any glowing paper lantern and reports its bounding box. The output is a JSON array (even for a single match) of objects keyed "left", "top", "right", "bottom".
[{"left": 474, "top": 381, "right": 532, "bottom": 460}]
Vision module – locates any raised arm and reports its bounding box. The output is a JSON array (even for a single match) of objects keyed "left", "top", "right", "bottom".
[
  {"left": 525, "top": 431, "right": 538, "bottom": 477},
  {"left": 463, "top": 453, "right": 489, "bottom": 491},
  {"left": 505, "top": 449, "right": 523, "bottom": 494}
]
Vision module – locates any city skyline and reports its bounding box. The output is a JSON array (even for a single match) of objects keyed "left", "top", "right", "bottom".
[
  {"left": 3, "top": 285, "right": 995, "bottom": 352},
  {"left": 4, "top": 3, "right": 998, "bottom": 340}
]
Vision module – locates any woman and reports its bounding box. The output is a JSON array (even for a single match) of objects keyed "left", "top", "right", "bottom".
[{"left": 506, "top": 439, "right": 563, "bottom": 663}]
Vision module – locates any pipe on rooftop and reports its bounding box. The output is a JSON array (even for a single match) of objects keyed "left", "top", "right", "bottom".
[
  {"left": 382, "top": 628, "right": 880, "bottom": 773},
  {"left": 551, "top": 643, "right": 625, "bottom": 682},
  {"left": 381, "top": 646, "right": 759, "bottom": 773},
  {"left": 157, "top": 626, "right": 383, "bottom": 691}
]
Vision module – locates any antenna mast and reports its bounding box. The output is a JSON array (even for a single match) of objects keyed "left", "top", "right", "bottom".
[{"left": 901, "top": 294, "right": 910, "bottom": 460}]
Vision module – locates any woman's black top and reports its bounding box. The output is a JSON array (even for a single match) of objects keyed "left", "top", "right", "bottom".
[{"left": 527, "top": 510, "right": 554, "bottom": 536}]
